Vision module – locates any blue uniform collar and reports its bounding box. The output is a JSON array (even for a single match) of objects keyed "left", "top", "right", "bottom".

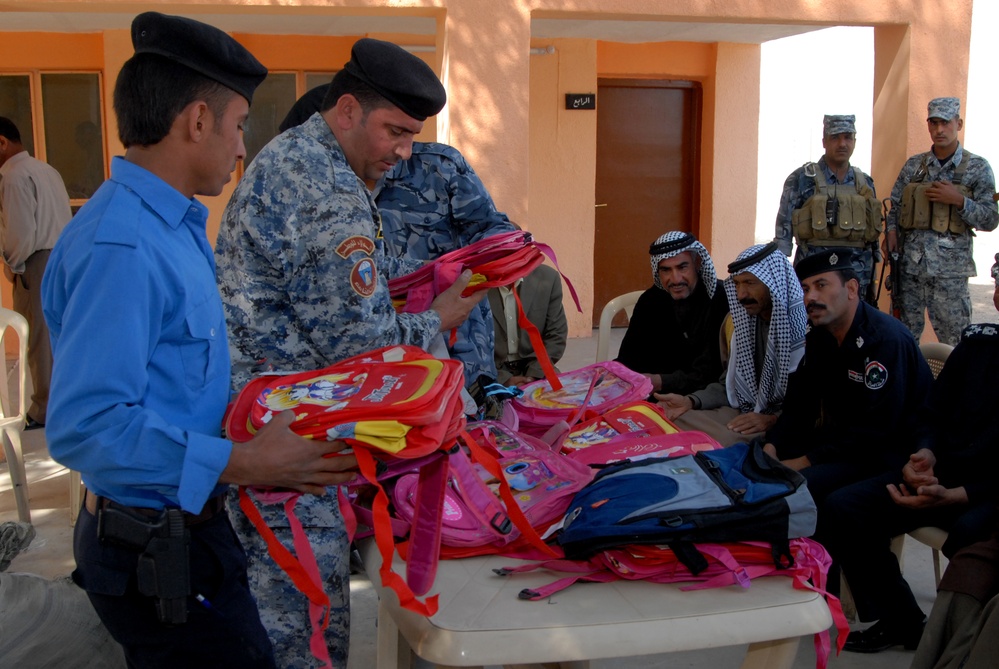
[{"left": 109, "top": 156, "right": 208, "bottom": 230}]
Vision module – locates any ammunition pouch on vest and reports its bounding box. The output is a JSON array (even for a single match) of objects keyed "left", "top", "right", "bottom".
[
  {"left": 792, "top": 164, "right": 883, "bottom": 248},
  {"left": 898, "top": 156, "right": 972, "bottom": 235}
]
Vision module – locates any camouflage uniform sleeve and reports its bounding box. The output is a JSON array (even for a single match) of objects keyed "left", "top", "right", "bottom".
[
  {"left": 774, "top": 169, "right": 801, "bottom": 256},
  {"left": 887, "top": 156, "right": 922, "bottom": 232},
  {"left": 446, "top": 152, "right": 517, "bottom": 244},
  {"left": 959, "top": 155, "right": 999, "bottom": 232}
]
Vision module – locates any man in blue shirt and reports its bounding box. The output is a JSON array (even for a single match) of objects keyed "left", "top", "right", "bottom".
[{"left": 41, "top": 13, "right": 357, "bottom": 667}]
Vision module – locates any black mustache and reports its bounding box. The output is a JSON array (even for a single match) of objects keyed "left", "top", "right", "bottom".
[
  {"left": 806, "top": 301, "right": 828, "bottom": 312},
  {"left": 739, "top": 298, "right": 758, "bottom": 306}
]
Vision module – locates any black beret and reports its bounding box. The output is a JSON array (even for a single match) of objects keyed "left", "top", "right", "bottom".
[
  {"left": 343, "top": 38, "right": 446, "bottom": 121},
  {"left": 131, "top": 12, "right": 267, "bottom": 104},
  {"left": 795, "top": 249, "right": 858, "bottom": 281},
  {"left": 279, "top": 84, "right": 329, "bottom": 132}
]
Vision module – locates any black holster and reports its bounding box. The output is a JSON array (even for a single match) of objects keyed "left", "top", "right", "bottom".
[{"left": 97, "top": 502, "right": 191, "bottom": 624}]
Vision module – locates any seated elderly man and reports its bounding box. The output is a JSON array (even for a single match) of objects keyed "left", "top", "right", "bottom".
[
  {"left": 656, "top": 242, "right": 806, "bottom": 445},
  {"left": 822, "top": 254, "right": 999, "bottom": 655},
  {"left": 615, "top": 231, "right": 729, "bottom": 396}
]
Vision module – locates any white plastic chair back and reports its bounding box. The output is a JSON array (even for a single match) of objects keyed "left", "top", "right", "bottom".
[
  {"left": 595, "top": 291, "right": 643, "bottom": 363},
  {"left": 0, "top": 307, "right": 30, "bottom": 522}
]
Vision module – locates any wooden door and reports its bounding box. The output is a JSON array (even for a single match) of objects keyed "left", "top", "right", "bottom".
[{"left": 593, "top": 80, "right": 701, "bottom": 325}]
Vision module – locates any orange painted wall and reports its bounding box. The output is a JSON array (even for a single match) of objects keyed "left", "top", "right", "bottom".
[{"left": 0, "top": 0, "right": 978, "bottom": 343}]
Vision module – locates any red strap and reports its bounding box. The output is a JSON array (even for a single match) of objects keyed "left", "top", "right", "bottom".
[
  {"left": 533, "top": 240, "right": 582, "bottom": 313},
  {"left": 448, "top": 327, "right": 458, "bottom": 348},
  {"left": 513, "top": 287, "right": 562, "bottom": 391},
  {"left": 461, "top": 428, "right": 558, "bottom": 558},
  {"left": 353, "top": 448, "right": 439, "bottom": 617},
  {"left": 338, "top": 487, "right": 357, "bottom": 542},
  {"left": 237, "top": 488, "right": 333, "bottom": 669}
]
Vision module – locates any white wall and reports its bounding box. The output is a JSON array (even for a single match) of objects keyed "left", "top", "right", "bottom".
[
  {"left": 755, "top": 27, "right": 874, "bottom": 247},
  {"left": 756, "top": 4, "right": 998, "bottom": 284}
]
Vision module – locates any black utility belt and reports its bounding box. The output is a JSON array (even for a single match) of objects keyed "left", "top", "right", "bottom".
[{"left": 84, "top": 489, "right": 225, "bottom": 526}]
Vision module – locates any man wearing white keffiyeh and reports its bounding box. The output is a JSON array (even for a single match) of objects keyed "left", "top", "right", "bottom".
[{"left": 657, "top": 243, "right": 806, "bottom": 444}]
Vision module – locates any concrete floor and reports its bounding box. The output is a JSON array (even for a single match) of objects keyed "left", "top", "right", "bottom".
[{"left": 3, "top": 282, "right": 994, "bottom": 668}]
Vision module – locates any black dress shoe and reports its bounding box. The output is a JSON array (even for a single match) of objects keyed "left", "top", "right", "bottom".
[
  {"left": 843, "top": 618, "right": 925, "bottom": 653},
  {"left": 24, "top": 418, "right": 44, "bottom": 431}
]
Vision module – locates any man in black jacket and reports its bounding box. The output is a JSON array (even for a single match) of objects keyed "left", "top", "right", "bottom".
[
  {"left": 763, "top": 249, "right": 932, "bottom": 503},
  {"left": 615, "top": 231, "right": 728, "bottom": 396}
]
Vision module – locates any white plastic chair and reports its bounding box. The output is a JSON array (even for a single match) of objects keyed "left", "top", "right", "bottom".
[
  {"left": 595, "top": 291, "right": 643, "bottom": 363},
  {"left": 0, "top": 308, "right": 30, "bottom": 523}
]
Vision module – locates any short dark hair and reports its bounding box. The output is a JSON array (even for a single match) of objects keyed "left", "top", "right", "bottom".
[
  {"left": 320, "top": 69, "right": 392, "bottom": 116},
  {"left": 113, "top": 53, "right": 236, "bottom": 148},
  {"left": 0, "top": 117, "right": 21, "bottom": 143},
  {"left": 834, "top": 267, "right": 860, "bottom": 286}
]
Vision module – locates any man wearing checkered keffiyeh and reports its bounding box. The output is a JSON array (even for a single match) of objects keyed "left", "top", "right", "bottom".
[
  {"left": 723, "top": 243, "right": 807, "bottom": 416},
  {"left": 616, "top": 231, "right": 729, "bottom": 396},
  {"left": 656, "top": 243, "right": 805, "bottom": 444}
]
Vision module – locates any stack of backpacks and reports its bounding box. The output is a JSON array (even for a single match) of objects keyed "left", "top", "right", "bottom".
[{"left": 224, "top": 307, "right": 846, "bottom": 668}]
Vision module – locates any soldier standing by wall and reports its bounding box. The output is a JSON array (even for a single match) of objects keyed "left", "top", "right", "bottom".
[
  {"left": 774, "top": 114, "right": 882, "bottom": 299},
  {"left": 885, "top": 97, "right": 998, "bottom": 345}
]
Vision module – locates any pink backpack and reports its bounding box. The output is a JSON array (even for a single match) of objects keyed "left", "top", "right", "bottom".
[
  {"left": 512, "top": 361, "right": 653, "bottom": 438},
  {"left": 499, "top": 538, "right": 848, "bottom": 669},
  {"left": 352, "top": 421, "right": 593, "bottom": 560},
  {"left": 566, "top": 429, "right": 722, "bottom": 467}
]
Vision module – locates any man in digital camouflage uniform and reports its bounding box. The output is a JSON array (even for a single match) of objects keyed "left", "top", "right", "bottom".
[
  {"left": 281, "top": 87, "right": 516, "bottom": 403},
  {"left": 374, "top": 142, "right": 517, "bottom": 397},
  {"left": 774, "top": 114, "right": 882, "bottom": 298},
  {"left": 885, "top": 97, "right": 997, "bottom": 345},
  {"left": 216, "top": 39, "right": 481, "bottom": 668}
]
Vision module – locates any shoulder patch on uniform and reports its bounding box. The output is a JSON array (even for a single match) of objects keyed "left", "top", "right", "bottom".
[
  {"left": 864, "top": 361, "right": 888, "bottom": 389},
  {"left": 350, "top": 257, "right": 378, "bottom": 298},
  {"left": 336, "top": 236, "right": 375, "bottom": 259},
  {"left": 962, "top": 323, "right": 999, "bottom": 340}
]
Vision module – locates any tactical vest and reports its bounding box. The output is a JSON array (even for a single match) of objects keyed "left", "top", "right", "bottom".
[
  {"left": 792, "top": 164, "right": 883, "bottom": 248},
  {"left": 898, "top": 154, "right": 973, "bottom": 234}
]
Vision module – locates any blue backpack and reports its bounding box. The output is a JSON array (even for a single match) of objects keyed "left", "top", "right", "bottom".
[{"left": 556, "top": 441, "right": 816, "bottom": 573}]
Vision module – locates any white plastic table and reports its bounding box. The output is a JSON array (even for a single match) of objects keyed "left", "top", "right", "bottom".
[{"left": 360, "top": 541, "right": 832, "bottom": 669}]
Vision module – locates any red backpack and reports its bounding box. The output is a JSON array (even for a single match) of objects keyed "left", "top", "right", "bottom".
[
  {"left": 560, "top": 401, "right": 678, "bottom": 454},
  {"left": 224, "top": 345, "right": 468, "bottom": 668}
]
